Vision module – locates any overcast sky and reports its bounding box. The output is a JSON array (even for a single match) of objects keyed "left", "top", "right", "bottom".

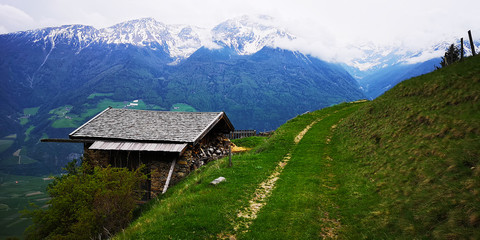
[{"left": 1, "top": 0, "right": 479, "bottom": 61}]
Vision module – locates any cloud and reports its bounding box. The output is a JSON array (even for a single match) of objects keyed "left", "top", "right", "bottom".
[{"left": 0, "top": 4, "right": 34, "bottom": 33}]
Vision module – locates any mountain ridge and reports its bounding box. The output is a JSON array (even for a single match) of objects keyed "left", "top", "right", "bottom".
[{"left": 0, "top": 17, "right": 365, "bottom": 175}]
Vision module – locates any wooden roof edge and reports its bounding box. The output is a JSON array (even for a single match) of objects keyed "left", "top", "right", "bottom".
[
  {"left": 69, "top": 106, "right": 112, "bottom": 137},
  {"left": 68, "top": 136, "right": 194, "bottom": 145},
  {"left": 192, "top": 112, "right": 234, "bottom": 145},
  {"left": 41, "top": 138, "right": 94, "bottom": 143},
  {"left": 221, "top": 112, "right": 235, "bottom": 132}
]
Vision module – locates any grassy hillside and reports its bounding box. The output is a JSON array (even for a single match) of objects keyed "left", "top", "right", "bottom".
[
  {"left": 115, "top": 56, "right": 479, "bottom": 239},
  {"left": 333, "top": 55, "right": 480, "bottom": 238}
]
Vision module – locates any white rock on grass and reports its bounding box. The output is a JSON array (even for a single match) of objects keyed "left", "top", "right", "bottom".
[{"left": 210, "top": 177, "right": 226, "bottom": 185}]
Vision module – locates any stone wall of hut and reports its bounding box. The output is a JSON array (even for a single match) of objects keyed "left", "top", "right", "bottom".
[
  {"left": 149, "top": 132, "right": 231, "bottom": 198},
  {"left": 82, "top": 131, "right": 232, "bottom": 199}
]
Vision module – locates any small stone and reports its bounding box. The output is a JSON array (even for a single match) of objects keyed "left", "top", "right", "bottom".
[
  {"left": 215, "top": 150, "right": 222, "bottom": 154},
  {"left": 210, "top": 177, "right": 226, "bottom": 185},
  {"left": 178, "top": 160, "right": 188, "bottom": 165}
]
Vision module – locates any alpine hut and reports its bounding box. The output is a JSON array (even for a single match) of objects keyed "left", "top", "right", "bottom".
[{"left": 48, "top": 107, "right": 234, "bottom": 199}]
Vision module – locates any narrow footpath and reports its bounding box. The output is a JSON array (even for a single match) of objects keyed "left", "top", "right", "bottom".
[{"left": 223, "top": 104, "right": 361, "bottom": 240}]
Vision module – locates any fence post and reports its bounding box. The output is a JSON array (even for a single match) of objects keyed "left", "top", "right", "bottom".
[
  {"left": 460, "top": 38, "right": 464, "bottom": 61},
  {"left": 228, "top": 145, "right": 232, "bottom": 167},
  {"left": 468, "top": 30, "right": 476, "bottom": 56}
]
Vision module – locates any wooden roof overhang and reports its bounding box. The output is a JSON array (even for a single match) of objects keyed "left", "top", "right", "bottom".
[{"left": 42, "top": 107, "right": 235, "bottom": 155}]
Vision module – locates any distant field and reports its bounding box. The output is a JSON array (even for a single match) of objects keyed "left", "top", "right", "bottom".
[
  {"left": 50, "top": 99, "right": 161, "bottom": 128},
  {"left": 171, "top": 103, "right": 197, "bottom": 112},
  {"left": 2, "top": 154, "right": 37, "bottom": 166},
  {"left": 0, "top": 139, "right": 14, "bottom": 153},
  {"left": 20, "top": 118, "right": 29, "bottom": 125},
  {"left": 0, "top": 135, "right": 16, "bottom": 153},
  {"left": 19, "top": 107, "right": 39, "bottom": 126},
  {"left": 23, "top": 107, "right": 39, "bottom": 116},
  {"left": 80, "top": 99, "right": 147, "bottom": 119},
  {"left": 87, "top": 92, "right": 114, "bottom": 99},
  {"left": 24, "top": 126, "right": 35, "bottom": 142},
  {"left": 0, "top": 173, "right": 52, "bottom": 239},
  {"left": 4, "top": 134, "right": 17, "bottom": 139}
]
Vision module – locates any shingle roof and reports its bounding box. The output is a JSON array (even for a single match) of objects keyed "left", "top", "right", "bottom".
[
  {"left": 89, "top": 141, "right": 187, "bottom": 152},
  {"left": 69, "top": 108, "right": 233, "bottom": 143}
]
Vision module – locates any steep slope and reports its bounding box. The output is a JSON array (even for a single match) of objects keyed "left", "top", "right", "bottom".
[
  {"left": 333, "top": 55, "right": 480, "bottom": 238},
  {"left": 344, "top": 40, "right": 480, "bottom": 99},
  {"left": 115, "top": 56, "right": 479, "bottom": 239},
  {"left": 358, "top": 58, "right": 441, "bottom": 99}
]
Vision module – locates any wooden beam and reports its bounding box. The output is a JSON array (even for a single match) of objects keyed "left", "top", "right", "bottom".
[
  {"left": 162, "top": 159, "right": 176, "bottom": 194},
  {"left": 40, "top": 138, "right": 93, "bottom": 143}
]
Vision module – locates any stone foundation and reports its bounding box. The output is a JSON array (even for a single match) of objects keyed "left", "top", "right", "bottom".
[
  {"left": 150, "top": 133, "right": 231, "bottom": 197},
  {"left": 82, "top": 132, "right": 232, "bottom": 199}
]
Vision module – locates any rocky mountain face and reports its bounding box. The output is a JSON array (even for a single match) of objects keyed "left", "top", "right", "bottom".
[{"left": 0, "top": 16, "right": 366, "bottom": 174}]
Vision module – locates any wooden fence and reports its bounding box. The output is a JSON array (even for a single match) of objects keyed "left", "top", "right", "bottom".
[{"left": 227, "top": 130, "right": 257, "bottom": 140}]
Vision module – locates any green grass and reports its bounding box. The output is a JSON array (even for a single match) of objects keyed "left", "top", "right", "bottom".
[
  {"left": 242, "top": 103, "right": 364, "bottom": 239},
  {"left": 0, "top": 173, "right": 52, "bottom": 239},
  {"left": 0, "top": 135, "right": 17, "bottom": 154},
  {"left": 330, "top": 55, "right": 480, "bottom": 239},
  {"left": 23, "top": 107, "right": 39, "bottom": 116},
  {"left": 115, "top": 103, "right": 360, "bottom": 239},
  {"left": 4, "top": 134, "right": 17, "bottom": 139},
  {"left": 87, "top": 92, "right": 114, "bottom": 99},
  {"left": 49, "top": 105, "right": 73, "bottom": 116},
  {"left": 20, "top": 118, "right": 29, "bottom": 125},
  {"left": 0, "top": 139, "right": 14, "bottom": 153},
  {"left": 20, "top": 107, "right": 39, "bottom": 126},
  {"left": 170, "top": 103, "right": 197, "bottom": 112},
  {"left": 24, "top": 125, "right": 35, "bottom": 142},
  {"left": 231, "top": 136, "right": 268, "bottom": 148},
  {"left": 50, "top": 99, "right": 157, "bottom": 128},
  {"left": 51, "top": 118, "right": 78, "bottom": 128},
  {"left": 114, "top": 56, "right": 480, "bottom": 239},
  {"left": 40, "top": 133, "right": 48, "bottom": 140}
]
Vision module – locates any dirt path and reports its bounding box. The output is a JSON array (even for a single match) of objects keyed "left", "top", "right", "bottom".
[{"left": 222, "top": 118, "right": 324, "bottom": 239}]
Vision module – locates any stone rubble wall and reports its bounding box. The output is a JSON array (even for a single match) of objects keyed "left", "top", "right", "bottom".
[
  {"left": 150, "top": 133, "right": 232, "bottom": 197},
  {"left": 82, "top": 132, "right": 232, "bottom": 199}
]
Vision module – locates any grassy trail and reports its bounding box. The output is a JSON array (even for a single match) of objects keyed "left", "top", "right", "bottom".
[
  {"left": 238, "top": 104, "right": 362, "bottom": 239},
  {"left": 115, "top": 102, "right": 366, "bottom": 240},
  {"left": 225, "top": 112, "right": 330, "bottom": 238}
]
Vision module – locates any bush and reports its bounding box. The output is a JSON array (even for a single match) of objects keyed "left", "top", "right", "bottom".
[
  {"left": 23, "top": 159, "right": 146, "bottom": 239},
  {"left": 438, "top": 43, "right": 460, "bottom": 68}
]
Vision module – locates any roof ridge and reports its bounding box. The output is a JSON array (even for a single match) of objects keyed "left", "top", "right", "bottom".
[
  {"left": 192, "top": 112, "right": 224, "bottom": 144},
  {"left": 69, "top": 107, "right": 112, "bottom": 137},
  {"left": 109, "top": 108, "right": 222, "bottom": 114}
]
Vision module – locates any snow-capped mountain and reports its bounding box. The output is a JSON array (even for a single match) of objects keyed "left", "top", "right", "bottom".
[
  {"left": 102, "top": 18, "right": 205, "bottom": 60},
  {"left": 212, "top": 15, "right": 295, "bottom": 55},
  {"left": 343, "top": 39, "right": 480, "bottom": 80},
  {"left": 7, "top": 18, "right": 206, "bottom": 62},
  {"left": 3, "top": 16, "right": 298, "bottom": 64}
]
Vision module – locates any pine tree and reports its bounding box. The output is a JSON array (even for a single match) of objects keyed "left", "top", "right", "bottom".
[{"left": 438, "top": 44, "right": 460, "bottom": 68}]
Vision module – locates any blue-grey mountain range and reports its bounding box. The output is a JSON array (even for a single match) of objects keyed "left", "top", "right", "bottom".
[{"left": 0, "top": 16, "right": 471, "bottom": 174}]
